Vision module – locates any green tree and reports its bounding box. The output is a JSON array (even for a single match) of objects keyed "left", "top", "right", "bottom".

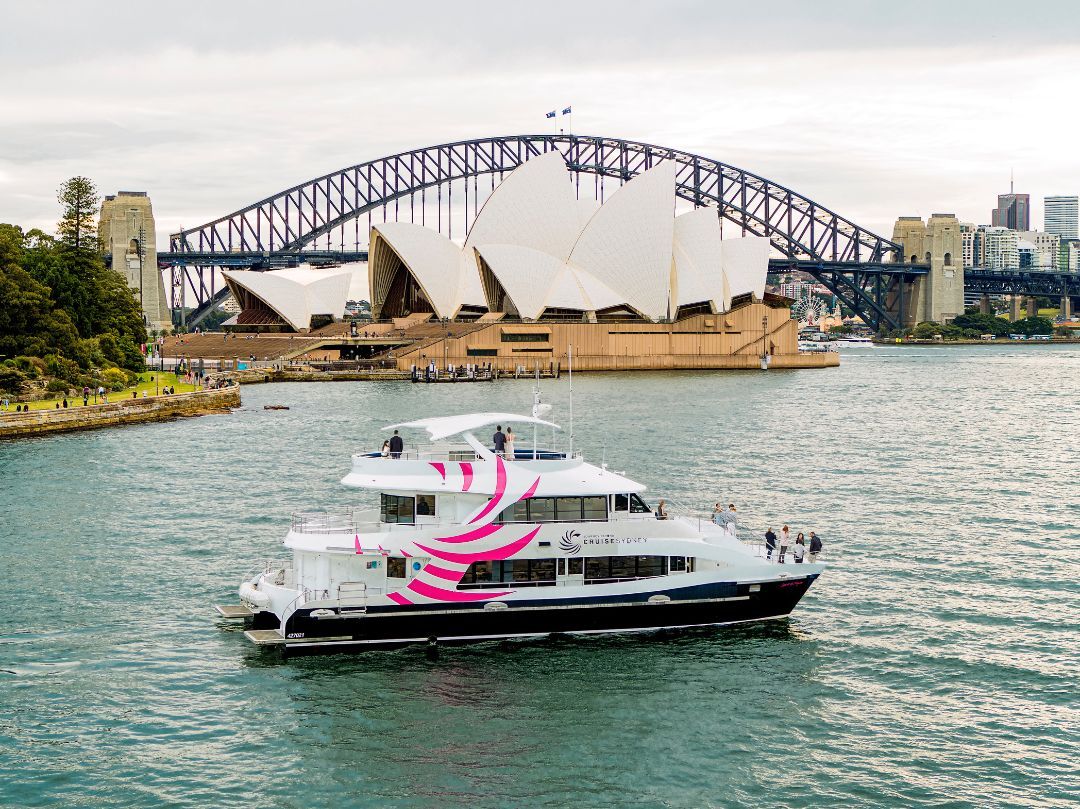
[
  {"left": 56, "top": 176, "right": 99, "bottom": 251},
  {"left": 952, "top": 311, "right": 1010, "bottom": 337},
  {"left": 912, "top": 321, "right": 942, "bottom": 339},
  {"left": 1008, "top": 316, "right": 1054, "bottom": 336}
]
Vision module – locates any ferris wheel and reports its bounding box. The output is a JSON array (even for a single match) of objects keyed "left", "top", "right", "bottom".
[{"left": 791, "top": 294, "right": 829, "bottom": 327}]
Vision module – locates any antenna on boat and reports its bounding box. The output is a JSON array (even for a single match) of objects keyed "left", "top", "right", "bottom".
[
  {"left": 532, "top": 364, "right": 540, "bottom": 461},
  {"left": 568, "top": 344, "right": 574, "bottom": 457}
]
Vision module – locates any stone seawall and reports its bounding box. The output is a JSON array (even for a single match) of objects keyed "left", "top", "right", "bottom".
[{"left": 0, "top": 387, "right": 241, "bottom": 440}]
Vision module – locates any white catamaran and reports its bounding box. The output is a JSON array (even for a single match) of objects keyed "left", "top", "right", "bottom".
[{"left": 218, "top": 412, "right": 824, "bottom": 653}]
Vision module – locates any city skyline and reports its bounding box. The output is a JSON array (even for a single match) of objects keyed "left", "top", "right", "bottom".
[{"left": 1, "top": 0, "right": 1079, "bottom": 246}]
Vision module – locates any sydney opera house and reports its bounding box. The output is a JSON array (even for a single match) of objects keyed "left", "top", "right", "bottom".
[{"left": 221, "top": 152, "right": 835, "bottom": 370}]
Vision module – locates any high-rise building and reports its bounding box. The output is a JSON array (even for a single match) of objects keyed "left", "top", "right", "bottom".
[
  {"left": 1017, "top": 231, "right": 1060, "bottom": 269},
  {"left": 980, "top": 226, "right": 1019, "bottom": 270},
  {"left": 960, "top": 222, "right": 977, "bottom": 267},
  {"left": 1044, "top": 195, "right": 1079, "bottom": 239},
  {"left": 992, "top": 191, "right": 1030, "bottom": 231}
]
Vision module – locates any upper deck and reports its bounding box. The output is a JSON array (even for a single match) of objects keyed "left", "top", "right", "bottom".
[{"left": 340, "top": 411, "right": 645, "bottom": 497}]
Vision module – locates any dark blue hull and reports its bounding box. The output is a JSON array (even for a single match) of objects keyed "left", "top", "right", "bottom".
[{"left": 265, "top": 575, "right": 818, "bottom": 654}]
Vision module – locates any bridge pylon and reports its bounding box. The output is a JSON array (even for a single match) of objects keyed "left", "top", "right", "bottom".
[
  {"left": 891, "top": 214, "right": 964, "bottom": 326},
  {"left": 99, "top": 192, "right": 171, "bottom": 331}
]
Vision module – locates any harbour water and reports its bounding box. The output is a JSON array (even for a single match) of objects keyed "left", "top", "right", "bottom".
[{"left": 1, "top": 345, "right": 1077, "bottom": 808}]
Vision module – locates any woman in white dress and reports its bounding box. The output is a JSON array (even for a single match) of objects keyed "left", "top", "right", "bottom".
[
  {"left": 504, "top": 427, "right": 516, "bottom": 461},
  {"left": 778, "top": 524, "right": 791, "bottom": 563}
]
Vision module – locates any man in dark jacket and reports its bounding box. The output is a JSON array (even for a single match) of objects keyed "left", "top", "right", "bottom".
[
  {"left": 764, "top": 527, "right": 777, "bottom": 560},
  {"left": 388, "top": 430, "right": 404, "bottom": 459},
  {"left": 493, "top": 425, "right": 506, "bottom": 456},
  {"left": 808, "top": 532, "right": 823, "bottom": 562}
]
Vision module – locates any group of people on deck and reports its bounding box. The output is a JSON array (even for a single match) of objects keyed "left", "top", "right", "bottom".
[
  {"left": 492, "top": 425, "right": 516, "bottom": 459},
  {"left": 764, "top": 525, "right": 822, "bottom": 563},
  {"left": 710, "top": 504, "right": 823, "bottom": 563}
]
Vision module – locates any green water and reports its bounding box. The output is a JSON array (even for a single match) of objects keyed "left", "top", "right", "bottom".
[{"left": 2, "top": 345, "right": 1077, "bottom": 808}]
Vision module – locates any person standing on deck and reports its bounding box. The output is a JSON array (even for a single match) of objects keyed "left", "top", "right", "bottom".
[
  {"left": 808, "top": 532, "right": 823, "bottom": 562},
  {"left": 388, "top": 430, "right": 404, "bottom": 459},
  {"left": 792, "top": 534, "right": 806, "bottom": 563},
  {"left": 493, "top": 425, "right": 506, "bottom": 456},
  {"left": 778, "top": 525, "right": 791, "bottom": 563},
  {"left": 764, "top": 527, "right": 777, "bottom": 560},
  {"left": 504, "top": 427, "right": 516, "bottom": 461}
]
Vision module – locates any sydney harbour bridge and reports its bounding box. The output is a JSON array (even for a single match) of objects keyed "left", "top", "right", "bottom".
[{"left": 162, "top": 134, "right": 1080, "bottom": 330}]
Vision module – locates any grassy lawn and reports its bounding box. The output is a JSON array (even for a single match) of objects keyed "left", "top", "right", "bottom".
[{"left": 5, "top": 372, "right": 200, "bottom": 411}]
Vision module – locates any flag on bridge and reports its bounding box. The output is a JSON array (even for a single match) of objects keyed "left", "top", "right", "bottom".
[
  {"left": 562, "top": 106, "right": 572, "bottom": 115},
  {"left": 545, "top": 110, "right": 556, "bottom": 118}
]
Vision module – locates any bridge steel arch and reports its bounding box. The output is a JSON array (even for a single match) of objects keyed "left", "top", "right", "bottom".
[
  {"left": 172, "top": 134, "right": 902, "bottom": 263},
  {"left": 170, "top": 134, "right": 928, "bottom": 330}
]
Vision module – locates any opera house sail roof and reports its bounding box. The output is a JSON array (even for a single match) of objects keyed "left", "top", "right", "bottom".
[
  {"left": 369, "top": 151, "right": 769, "bottom": 324},
  {"left": 223, "top": 267, "right": 353, "bottom": 332}
]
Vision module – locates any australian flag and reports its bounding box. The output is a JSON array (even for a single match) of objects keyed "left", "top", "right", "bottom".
[
  {"left": 562, "top": 106, "right": 572, "bottom": 115},
  {"left": 545, "top": 110, "right": 556, "bottom": 119}
]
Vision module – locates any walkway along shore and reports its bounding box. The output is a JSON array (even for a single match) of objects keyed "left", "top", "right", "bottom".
[{"left": 0, "top": 387, "right": 241, "bottom": 440}]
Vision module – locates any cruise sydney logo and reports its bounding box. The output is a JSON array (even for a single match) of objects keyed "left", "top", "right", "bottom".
[{"left": 559, "top": 530, "right": 582, "bottom": 555}]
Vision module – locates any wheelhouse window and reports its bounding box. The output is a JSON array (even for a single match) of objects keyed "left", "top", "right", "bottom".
[
  {"left": 458, "top": 558, "right": 558, "bottom": 588},
  {"left": 381, "top": 493, "right": 415, "bottom": 524},
  {"left": 496, "top": 496, "right": 608, "bottom": 524},
  {"left": 415, "top": 494, "right": 436, "bottom": 517},
  {"left": 629, "top": 494, "right": 651, "bottom": 513}
]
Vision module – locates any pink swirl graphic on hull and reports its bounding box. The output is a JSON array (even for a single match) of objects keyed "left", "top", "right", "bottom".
[
  {"left": 406, "top": 578, "right": 510, "bottom": 602},
  {"left": 415, "top": 526, "right": 541, "bottom": 565},
  {"left": 468, "top": 456, "right": 507, "bottom": 524}
]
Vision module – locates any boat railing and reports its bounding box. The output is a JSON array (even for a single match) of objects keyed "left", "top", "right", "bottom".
[
  {"left": 354, "top": 445, "right": 582, "bottom": 463},
  {"left": 291, "top": 510, "right": 357, "bottom": 534}
]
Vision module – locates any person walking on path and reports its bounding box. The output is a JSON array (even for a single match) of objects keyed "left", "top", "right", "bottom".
[
  {"left": 388, "top": 430, "right": 404, "bottom": 459},
  {"left": 83, "top": 387, "right": 89, "bottom": 406},
  {"left": 764, "top": 527, "right": 777, "bottom": 560},
  {"left": 493, "top": 425, "right": 506, "bottom": 456},
  {"left": 808, "top": 531, "right": 823, "bottom": 562},
  {"left": 778, "top": 525, "right": 791, "bottom": 563},
  {"left": 792, "top": 534, "right": 806, "bottom": 563},
  {"left": 504, "top": 427, "right": 516, "bottom": 460}
]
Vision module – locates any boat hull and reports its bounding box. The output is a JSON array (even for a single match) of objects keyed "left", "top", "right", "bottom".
[{"left": 273, "top": 575, "right": 818, "bottom": 653}]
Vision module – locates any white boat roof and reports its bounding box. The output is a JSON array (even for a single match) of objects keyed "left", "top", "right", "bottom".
[{"left": 384, "top": 412, "right": 560, "bottom": 441}]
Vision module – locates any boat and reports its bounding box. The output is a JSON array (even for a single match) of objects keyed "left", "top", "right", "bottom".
[
  {"left": 216, "top": 412, "right": 824, "bottom": 653},
  {"left": 834, "top": 336, "right": 875, "bottom": 348}
]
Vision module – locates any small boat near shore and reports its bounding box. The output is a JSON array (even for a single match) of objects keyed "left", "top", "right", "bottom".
[{"left": 216, "top": 411, "right": 824, "bottom": 654}]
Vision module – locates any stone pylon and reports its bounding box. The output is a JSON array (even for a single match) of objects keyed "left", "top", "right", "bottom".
[
  {"left": 891, "top": 214, "right": 965, "bottom": 325},
  {"left": 99, "top": 192, "right": 172, "bottom": 332}
]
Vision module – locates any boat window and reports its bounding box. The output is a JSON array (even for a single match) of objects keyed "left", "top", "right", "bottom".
[
  {"left": 415, "top": 494, "right": 436, "bottom": 517},
  {"left": 582, "top": 496, "right": 607, "bottom": 520},
  {"left": 528, "top": 498, "right": 555, "bottom": 522},
  {"left": 555, "top": 497, "right": 583, "bottom": 521},
  {"left": 568, "top": 558, "right": 583, "bottom": 575},
  {"left": 557, "top": 558, "right": 566, "bottom": 575},
  {"left": 458, "top": 558, "right": 557, "bottom": 588},
  {"left": 635, "top": 556, "right": 664, "bottom": 577},
  {"left": 669, "top": 556, "right": 687, "bottom": 573},
  {"left": 381, "top": 493, "right": 415, "bottom": 524},
  {"left": 386, "top": 557, "right": 406, "bottom": 578},
  {"left": 629, "top": 494, "right": 651, "bottom": 513},
  {"left": 496, "top": 496, "right": 609, "bottom": 524},
  {"left": 613, "top": 493, "right": 629, "bottom": 512},
  {"left": 584, "top": 555, "right": 669, "bottom": 583}
]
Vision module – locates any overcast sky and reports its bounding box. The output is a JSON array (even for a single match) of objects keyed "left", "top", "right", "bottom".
[{"left": 1, "top": 0, "right": 1078, "bottom": 246}]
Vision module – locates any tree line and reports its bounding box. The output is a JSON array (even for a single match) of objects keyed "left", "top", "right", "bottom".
[{"left": 0, "top": 177, "right": 149, "bottom": 394}]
